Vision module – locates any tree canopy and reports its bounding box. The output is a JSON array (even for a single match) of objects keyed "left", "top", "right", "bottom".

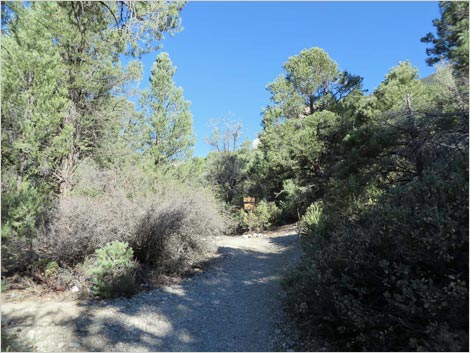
[{"left": 421, "top": 1, "right": 469, "bottom": 75}]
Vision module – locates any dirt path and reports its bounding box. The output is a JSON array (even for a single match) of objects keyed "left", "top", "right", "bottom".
[{"left": 1, "top": 232, "right": 301, "bottom": 352}]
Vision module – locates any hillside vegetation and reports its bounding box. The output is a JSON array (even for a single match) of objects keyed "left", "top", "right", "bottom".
[{"left": 1, "top": 1, "right": 468, "bottom": 351}]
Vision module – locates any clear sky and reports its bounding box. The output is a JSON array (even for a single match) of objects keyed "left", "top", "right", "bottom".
[{"left": 136, "top": 1, "right": 441, "bottom": 157}]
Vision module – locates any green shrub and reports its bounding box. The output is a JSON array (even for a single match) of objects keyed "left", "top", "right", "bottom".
[
  {"left": 284, "top": 150, "right": 469, "bottom": 351},
  {"left": 236, "top": 208, "right": 251, "bottom": 232},
  {"left": 88, "top": 241, "right": 137, "bottom": 299},
  {"left": 1, "top": 171, "right": 44, "bottom": 241},
  {"left": 27, "top": 257, "right": 57, "bottom": 273},
  {"left": 298, "top": 201, "right": 323, "bottom": 235},
  {"left": 44, "top": 261, "right": 59, "bottom": 278},
  {"left": 237, "top": 200, "right": 281, "bottom": 232},
  {"left": 1, "top": 171, "right": 45, "bottom": 274}
]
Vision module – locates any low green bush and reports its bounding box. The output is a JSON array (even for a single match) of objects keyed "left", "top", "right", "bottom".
[
  {"left": 88, "top": 241, "right": 137, "bottom": 299},
  {"left": 237, "top": 200, "right": 281, "bottom": 232},
  {"left": 44, "top": 261, "right": 59, "bottom": 278},
  {"left": 1, "top": 171, "right": 44, "bottom": 242},
  {"left": 297, "top": 201, "right": 323, "bottom": 235}
]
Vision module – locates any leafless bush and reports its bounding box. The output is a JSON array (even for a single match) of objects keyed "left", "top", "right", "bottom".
[
  {"left": 37, "top": 191, "right": 147, "bottom": 265},
  {"left": 37, "top": 167, "right": 227, "bottom": 275},
  {"left": 132, "top": 185, "right": 226, "bottom": 274}
]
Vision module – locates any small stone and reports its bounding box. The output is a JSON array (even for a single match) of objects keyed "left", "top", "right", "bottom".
[
  {"left": 70, "top": 286, "right": 80, "bottom": 293},
  {"left": 58, "top": 342, "right": 65, "bottom": 349},
  {"left": 68, "top": 342, "right": 81, "bottom": 348}
]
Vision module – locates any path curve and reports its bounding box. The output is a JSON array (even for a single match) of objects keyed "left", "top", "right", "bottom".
[{"left": 1, "top": 233, "right": 301, "bottom": 352}]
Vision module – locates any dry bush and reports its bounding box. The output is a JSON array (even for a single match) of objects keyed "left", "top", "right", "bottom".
[
  {"left": 37, "top": 191, "right": 147, "bottom": 265},
  {"left": 37, "top": 162, "right": 227, "bottom": 277},
  {"left": 132, "top": 185, "right": 225, "bottom": 275}
]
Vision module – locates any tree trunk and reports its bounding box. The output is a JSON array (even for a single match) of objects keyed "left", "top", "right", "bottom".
[
  {"left": 58, "top": 149, "right": 79, "bottom": 197},
  {"left": 57, "top": 106, "right": 80, "bottom": 197}
]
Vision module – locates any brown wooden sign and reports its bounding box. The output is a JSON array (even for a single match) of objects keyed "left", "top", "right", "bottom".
[{"left": 243, "top": 197, "right": 256, "bottom": 211}]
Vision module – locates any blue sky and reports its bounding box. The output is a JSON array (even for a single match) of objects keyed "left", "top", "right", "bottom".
[{"left": 136, "top": 1, "right": 440, "bottom": 157}]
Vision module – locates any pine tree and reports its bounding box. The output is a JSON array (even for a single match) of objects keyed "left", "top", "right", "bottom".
[
  {"left": 139, "top": 52, "right": 195, "bottom": 168},
  {"left": 1, "top": 1, "right": 186, "bottom": 196},
  {"left": 421, "top": 1, "right": 469, "bottom": 76},
  {"left": 264, "top": 47, "right": 362, "bottom": 125},
  {"left": 374, "top": 61, "right": 434, "bottom": 114}
]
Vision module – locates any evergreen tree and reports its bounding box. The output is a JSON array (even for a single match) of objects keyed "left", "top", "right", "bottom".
[
  {"left": 139, "top": 52, "right": 195, "bottom": 167},
  {"left": 374, "top": 61, "right": 435, "bottom": 114},
  {"left": 1, "top": 3, "right": 69, "bottom": 194},
  {"left": 421, "top": 1, "right": 469, "bottom": 110},
  {"left": 1, "top": 1, "right": 186, "bottom": 196},
  {"left": 264, "top": 47, "right": 362, "bottom": 125},
  {"left": 255, "top": 47, "right": 363, "bottom": 204},
  {"left": 421, "top": 1, "right": 469, "bottom": 76}
]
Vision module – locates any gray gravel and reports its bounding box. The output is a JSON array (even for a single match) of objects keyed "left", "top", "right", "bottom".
[{"left": 1, "top": 234, "right": 301, "bottom": 352}]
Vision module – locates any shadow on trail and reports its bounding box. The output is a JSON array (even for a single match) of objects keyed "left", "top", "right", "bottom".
[{"left": 3, "top": 234, "right": 300, "bottom": 352}]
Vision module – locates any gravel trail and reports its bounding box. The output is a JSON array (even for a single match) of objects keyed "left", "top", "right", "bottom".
[{"left": 1, "top": 233, "right": 301, "bottom": 352}]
